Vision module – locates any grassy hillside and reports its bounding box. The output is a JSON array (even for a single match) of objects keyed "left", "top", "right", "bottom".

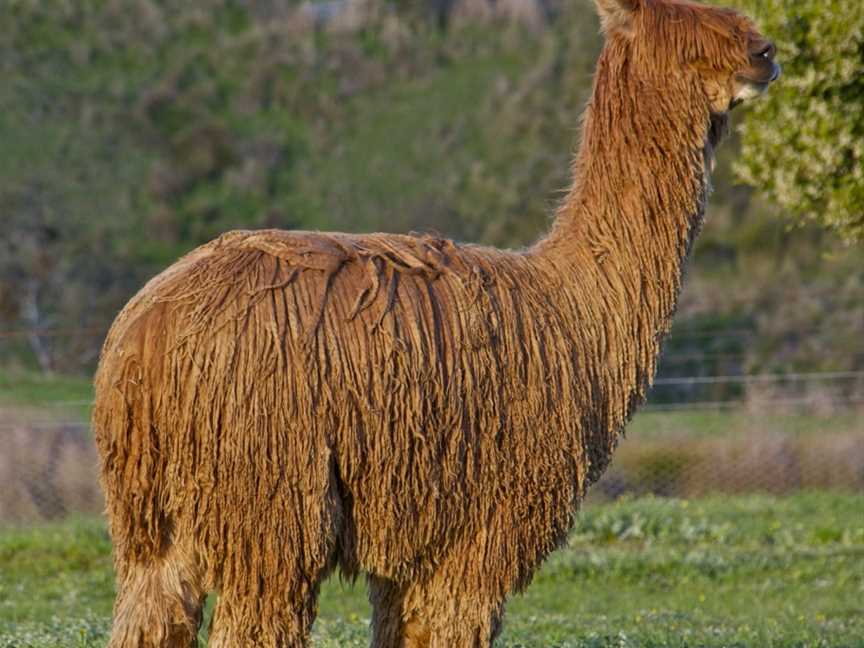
[
  {"left": 1, "top": 493, "right": 862, "bottom": 647},
  {"left": 1, "top": 0, "right": 862, "bottom": 394}
]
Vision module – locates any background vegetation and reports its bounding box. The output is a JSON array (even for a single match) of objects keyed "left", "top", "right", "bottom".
[
  {"left": 731, "top": 0, "right": 864, "bottom": 242},
  {"left": 1, "top": 0, "right": 862, "bottom": 399}
]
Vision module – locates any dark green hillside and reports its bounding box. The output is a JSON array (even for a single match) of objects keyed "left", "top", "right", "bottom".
[{"left": 1, "top": 0, "right": 862, "bottom": 391}]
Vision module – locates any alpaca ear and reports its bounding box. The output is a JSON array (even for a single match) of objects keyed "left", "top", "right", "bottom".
[{"left": 594, "top": 0, "right": 639, "bottom": 35}]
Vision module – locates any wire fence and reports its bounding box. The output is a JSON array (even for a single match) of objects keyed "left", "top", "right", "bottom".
[
  {"left": 3, "top": 321, "right": 864, "bottom": 390},
  {"left": 589, "top": 424, "right": 864, "bottom": 503},
  {"left": 1, "top": 369, "right": 862, "bottom": 526},
  {"left": 0, "top": 421, "right": 101, "bottom": 523}
]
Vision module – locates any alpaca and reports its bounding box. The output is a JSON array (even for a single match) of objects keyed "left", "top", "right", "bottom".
[{"left": 93, "top": 0, "right": 780, "bottom": 645}]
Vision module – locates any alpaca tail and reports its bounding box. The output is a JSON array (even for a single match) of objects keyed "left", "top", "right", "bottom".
[
  {"left": 93, "top": 309, "right": 173, "bottom": 565},
  {"left": 94, "top": 380, "right": 169, "bottom": 564}
]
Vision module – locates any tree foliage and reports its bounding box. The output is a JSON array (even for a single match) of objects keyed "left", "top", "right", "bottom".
[{"left": 733, "top": 0, "right": 864, "bottom": 242}]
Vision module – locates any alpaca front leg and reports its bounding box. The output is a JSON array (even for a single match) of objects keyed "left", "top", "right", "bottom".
[
  {"left": 423, "top": 597, "right": 504, "bottom": 648},
  {"left": 207, "top": 580, "right": 321, "bottom": 648},
  {"left": 368, "top": 575, "right": 504, "bottom": 648},
  {"left": 368, "top": 575, "right": 431, "bottom": 647}
]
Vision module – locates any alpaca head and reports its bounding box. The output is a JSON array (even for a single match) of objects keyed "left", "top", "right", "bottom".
[{"left": 594, "top": 0, "right": 780, "bottom": 141}]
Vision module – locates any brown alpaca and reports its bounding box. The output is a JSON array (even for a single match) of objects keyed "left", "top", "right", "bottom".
[{"left": 93, "top": 1, "right": 780, "bottom": 645}]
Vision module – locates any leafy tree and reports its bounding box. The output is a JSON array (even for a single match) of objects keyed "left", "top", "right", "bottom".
[{"left": 732, "top": 0, "right": 864, "bottom": 242}]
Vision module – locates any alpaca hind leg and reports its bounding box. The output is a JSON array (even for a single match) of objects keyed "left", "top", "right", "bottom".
[{"left": 108, "top": 545, "right": 206, "bottom": 648}]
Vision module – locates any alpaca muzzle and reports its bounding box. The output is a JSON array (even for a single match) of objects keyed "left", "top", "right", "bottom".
[
  {"left": 732, "top": 36, "right": 780, "bottom": 106},
  {"left": 732, "top": 59, "right": 779, "bottom": 108}
]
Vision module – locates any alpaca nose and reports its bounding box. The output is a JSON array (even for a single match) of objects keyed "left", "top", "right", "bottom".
[{"left": 770, "top": 62, "right": 781, "bottom": 82}]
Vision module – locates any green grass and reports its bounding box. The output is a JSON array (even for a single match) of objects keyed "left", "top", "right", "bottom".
[
  {"left": 1, "top": 493, "right": 862, "bottom": 647},
  {"left": 627, "top": 409, "right": 864, "bottom": 440},
  {"left": 0, "top": 369, "right": 93, "bottom": 421}
]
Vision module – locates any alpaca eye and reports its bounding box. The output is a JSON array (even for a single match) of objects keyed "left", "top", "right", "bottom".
[{"left": 752, "top": 42, "right": 775, "bottom": 60}]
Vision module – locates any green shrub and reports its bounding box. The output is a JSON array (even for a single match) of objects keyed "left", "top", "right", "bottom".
[{"left": 732, "top": 0, "right": 864, "bottom": 242}]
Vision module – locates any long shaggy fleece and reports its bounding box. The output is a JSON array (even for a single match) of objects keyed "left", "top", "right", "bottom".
[{"left": 93, "top": 0, "right": 777, "bottom": 645}]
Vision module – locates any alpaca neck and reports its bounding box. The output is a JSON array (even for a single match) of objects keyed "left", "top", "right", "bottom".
[{"left": 532, "top": 45, "right": 713, "bottom": 431}]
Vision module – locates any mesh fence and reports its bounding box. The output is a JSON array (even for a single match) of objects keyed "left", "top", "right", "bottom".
[
  {"left": 1, "top": 403, "right": 862, "bottom": 526},
  {"left": 588, "top": 421, "right": 864, "bottom": 503},
  {"left": 0, "top": 422, "right": 101, "bottom": 523}
]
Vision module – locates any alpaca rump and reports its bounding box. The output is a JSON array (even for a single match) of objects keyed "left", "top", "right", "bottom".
[{"left": 94, "top": 0, "right": 779, "bottom": 645}]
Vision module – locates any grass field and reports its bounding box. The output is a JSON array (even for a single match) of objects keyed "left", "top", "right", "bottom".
[
  {"left": 1, "top": 493, "right": 862, "bottom": 647},
  {"left": 0, "top": 369, "right": 94, "bottom": 422}
]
